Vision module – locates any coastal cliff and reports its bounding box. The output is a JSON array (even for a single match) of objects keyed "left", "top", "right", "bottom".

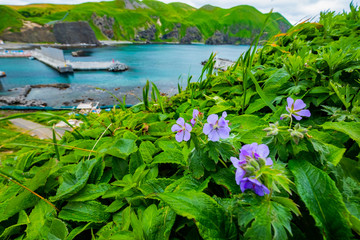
[{"left": 0, "top": 1, "right": 292, "bottom": 44}]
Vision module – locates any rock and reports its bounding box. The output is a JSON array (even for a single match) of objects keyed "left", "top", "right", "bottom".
[
  {"left": 63, "top": 101, "right": 71, "bottom": 106},
  {"left": 0, "top": 96, "right": 46, "bottom": 107},
  {"left": 162, "top": 25, "right": 180, "bottom": 40},
  {"left": 137, "top": 24, "right": 157, "bottom": 41},
  {"left": 92, "top": 13, "right": 115, "bottom": 39},
  {"left": 31, "top": 83, "right": 70, "bottom": 89},
  {"left": 53, "top": 22, "right": 100, "bottom": 45},
  {"left": 108, "top": 62, "right": 129, "bottom": 72},
  {"left": 122, "top": 0, "right": 149, "bottom": 9},
  {"left": 180, "top": 26, "right": 202, "bottom": 44},
  {"left": 205, "top": 30, "right": 228, "bottom": 45},
  {"left": 277, "top": 20, "right": 291, "bottom": 33}
]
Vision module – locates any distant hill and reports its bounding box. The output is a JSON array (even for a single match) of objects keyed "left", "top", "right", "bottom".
[{"left": 0, "top": 0, "right": 292, "bottom": 44}]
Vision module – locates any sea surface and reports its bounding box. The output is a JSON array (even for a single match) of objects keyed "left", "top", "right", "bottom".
[{"left": 0, "top": 44, "right": 249, "bottom": 106}]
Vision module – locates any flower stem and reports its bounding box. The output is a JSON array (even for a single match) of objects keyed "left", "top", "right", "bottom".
[
  {"left": 219, "top": 158, "right": 228, "bottom": 168},
  {"left": 289, "top": 116, "right": 293, "bottom": 129}
]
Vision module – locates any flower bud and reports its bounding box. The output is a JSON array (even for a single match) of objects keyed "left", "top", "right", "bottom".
[
  {"left": 258, "top": 157, "right": 267, "bottom": 167},
  {"left": 243, "top": 165, "right": 256, "bottom": 174},
  {"left": 249, "top": 158, "right": 260, "bottom": 169}
]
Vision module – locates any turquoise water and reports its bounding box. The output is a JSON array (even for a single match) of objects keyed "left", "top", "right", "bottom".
[{"left": 0, "top": 44, "right": 249, "bottom": 106}]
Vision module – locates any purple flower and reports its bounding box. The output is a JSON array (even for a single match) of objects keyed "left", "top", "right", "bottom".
[
  {"left": 240, "top": 177, "right": 270, "bottom": 196},
  {"left": 203, "top": 111, "right": 230, "bottom": 142},
  {"left": 239, "top": 143, "right": 273, "bottom": 166},
  {"left": 171, "top": 117, "right": 192, "bottom": 142},
  {"left": 230, "top": 156, "right": 246, "bottom": 185},
  {"left": 285, "top": 97, "right": 311, "bottom": 121},
  {"left": 190, "top": 109, "right": 200, "bottom": 126}
]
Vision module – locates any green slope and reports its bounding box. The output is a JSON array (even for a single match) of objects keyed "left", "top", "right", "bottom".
[
  {"left": 1, "top": 0, "right": 292, "bottom": 43},
  {"left": 0, "top": 6, "right": 24, "bottom": 33}
]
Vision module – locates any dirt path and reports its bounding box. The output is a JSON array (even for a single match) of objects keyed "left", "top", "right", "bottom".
[{"left": 9, "top": 118, "right": 66, "bottom": 140}]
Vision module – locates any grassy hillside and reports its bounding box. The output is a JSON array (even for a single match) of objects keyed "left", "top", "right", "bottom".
[
  {"left": 2, "top": 0, "right": 292, "bottom": 43},
  {"left": 0, "top": 5, "right": 24, "bottom": 33}
]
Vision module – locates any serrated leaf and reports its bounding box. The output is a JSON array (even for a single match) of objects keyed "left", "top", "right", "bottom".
[
  {"left": 105, "top": 200, "right": 126, "bottom": 213},
  {"left": 239, "top": 200, "right": 293, "bottom": 240},
  {"left": 139, "top": 141, "right": 158, "bottom": 164},
  {"left": 322, "top": 122, "right": 360, "bottom": 145},
  {"left": 49, "top": 218, "right": 68, "bottom": 240},
  {"left": 158, "top": 191, "right": 237, "bottom": 239},
  {"left": 212, "top": 168, "right": 242, "bottom": 195},
  {"left": 0, "top": 211, "right": 29, "bottom": 239},
  {"left": 0, "top": 159, "right": 54, "bottom": 222},
  {"left": 67, "top": 183, "right": 111, "bottom": 202},
  {"left": 50, "top": 159, "right": 99, "bottom": 201},
  {"left": 310, "top": 139, "right": 346, "bottom": 165},
  {"left": 165, "top": 175, "right": 210, "bottom": 193},
  {"left": 289, "top": 159, "right": 352, "bottom": 239},
  {"left": 152, "top": 150, "right": 186, "bottom": 166},
  {"left": 58, "top": 201, "right": 110, "bottom": 223},
  {"left": 25, "top": 200, "right": 56, "bottom": 239},
  {"left": 207, "top": 102, "right": 234, "bottom": 115},
  {"left": 99, "top": 138, "right": 138, "bottom": 159}
]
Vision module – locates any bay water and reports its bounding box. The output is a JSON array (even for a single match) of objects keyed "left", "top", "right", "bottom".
[{"left": 0, "top": 44, "right": 249, "bottom": 106}]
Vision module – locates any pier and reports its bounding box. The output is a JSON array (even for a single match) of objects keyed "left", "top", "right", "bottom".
[
  {"left": 33, "top": 47, "right": 128, "bottom": 73},
  {"left": 0, "top": 47, "right": 128, "bottom": 73}
]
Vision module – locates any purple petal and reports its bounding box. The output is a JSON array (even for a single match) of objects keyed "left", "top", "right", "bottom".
[
  {"left": 176, "top": 117, "right": 185, "bottom": 127},
  {"left": 175, "top": 131, "right": 184, "bottom": 142},
  {"left": 193, "top": 109, "right": 199, "bottom": 118},
  {"left": 171, "top": 124, "right": 182, "bottom": 132},
  {"left": 184, "top": 123, "right": 192, "bottom": 132},
  {"left": 297, "top": 109, "right": 311, "bottom": 117},
  {"left": 208, "top": 130, "right": 220, "bottom": 142},
  {"left": 235, "top": 168, "right": 246, "bottom": 185},
  {"left": 293, "top": 114, "right": 303, "bottom": 121},
  {"left": 190, "top": 118, "right": 196, "bottom": 126},
  {"left": 287, "top": 97, "right": 294, "bottom": 109},
  {"left": 222, "top": 111, "right": 227, "bottom": 118},
  {"left": 217, "top": 127, "right": 230, "bottom": 139},
  {"left": 256, "top": 144, "right": 269, "bottom": 159},
  {"left": 293, "top": 99, "right": 306, "bottom": 110},
  {"left": 203, "top": 123, "right": 212, "bottom": 135},
  {"left": 230, "top": 157, "right": 240, "bottom": 168},
  {"left": 207, "top": 114, "right": 218, "bottom": 125},
  {"left": 183, "top": 130, "right": 191, "bottom": 141},
  {"left": 265, "top": 157, "right": 273, "bottom": 166},
  {"left": 254, "top": 185, "right": 265, "bottom": 196}
]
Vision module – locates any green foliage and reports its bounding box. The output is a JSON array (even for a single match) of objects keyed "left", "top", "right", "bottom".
[{"left": 1, "top": 5, "right": 360, "bottom": 240}]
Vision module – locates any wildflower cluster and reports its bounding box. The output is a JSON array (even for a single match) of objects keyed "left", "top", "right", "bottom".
[
  {"left": 171, "top": 109, "right": 230, "bottom": 142},
  {"left": 231, "top": 143, "right": 273, "bottom": 196}
]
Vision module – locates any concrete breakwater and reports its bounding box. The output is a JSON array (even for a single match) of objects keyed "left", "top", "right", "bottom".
[{"left": 33, "top": 47, "right": 128, "bottom": 73}]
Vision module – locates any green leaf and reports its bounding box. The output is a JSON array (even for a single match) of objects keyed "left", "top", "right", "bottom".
[
  {"left": 0, "top": 159, "right": 54, "bottom": 222},
  {"left": 48, "top": 218, "right": 68, "bottom": 240},
  {"left": 139, "top": 141, "right": 158, "bottom": 164},
  {"left": 322, "top": 122, "right": 360, "bottom": 145},
  {"left": 165, "top": 175, "right": 210, "bottom": 193},
  {"left": 99, "top": 138, "right": 138, "bottom": 159},
  {"left": 152, "top": 149, "right": 186, "bottom": 166},
  {"left": 105, "top": 200, "right": 126, "bottom": 213},
  {"left": 67, "top": 183, "right": 111, "bottom": 202},
  {"left": 158, "top": 191, "right": 237, "bottom": 240},
  {"left": 25, "top": 200, "right": 56, "bottom": 239},
  {"left": 212, "top": 168, "right": 242, "bottom": 195},
  {"left": 238, "top": 199, "right": 293, "bottom": 240},
  {"left": 58, "top": 201, "right": 111, "bottom": 223},
  {"left": 310, "top": 139, "right": 346, "bottom": 165},
  {"left": 0, "top": 211, "right": 29, "bottom": 239},
  {"left": 140, "top": 204, "right": 176, "bottom": 240},
  {"left": 207, "top": 102, "right": 234, "bottom": 115},
  {"left": 289, "top": 159, "right": 352, "bottom": 239},
  {"left": 66, "top": 223, "right": 92, "bottom": 240},
  {"left": 50, "top": 159, "right": 99, "bottom": 201}
]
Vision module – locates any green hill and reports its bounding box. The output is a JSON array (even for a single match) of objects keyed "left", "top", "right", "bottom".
[{"left": 1, "top": 0, "right": 292, "bottom": 44}]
